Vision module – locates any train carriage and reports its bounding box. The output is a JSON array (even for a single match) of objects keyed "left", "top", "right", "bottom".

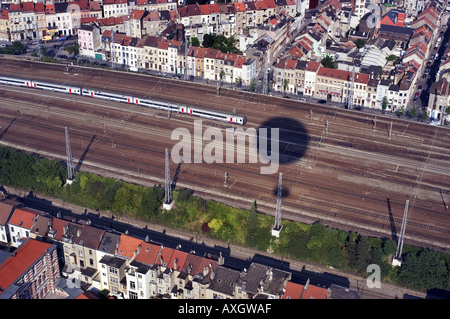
[
  {"left": 0, "top": 75, "right": 32, "bottom": 87},
  {"left": 31, "top": 80, "right": 82, "bottom": 95},
  {"left": 134, "top": 97, "right": 180, "bottom": 112},
  {"left": 82, "top": 89, "right": 133, "bottom": 103},
  {"left": 188, "top": 106, "right": 246, "bottom": 125},
  {"left": 0, "top": 74, "right": 247, "bottom": 125}
]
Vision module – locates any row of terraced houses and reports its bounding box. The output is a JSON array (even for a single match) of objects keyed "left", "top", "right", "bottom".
[{"left": 0, "top": 197, "right": 358, "bottom": 299}]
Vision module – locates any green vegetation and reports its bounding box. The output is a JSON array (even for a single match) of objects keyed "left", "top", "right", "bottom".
[
  {"left": 354, "top": 39, "right": 366, "bottom": 49},
  {"left": 0, "top": 41, "right": 25, "bottom": 55},
  {"left": 1, "top": 145, "right": 450, "bottom": 293},
  {"left": 64, "top": 43, "right": 79, "bottom": 56},
  {"left": 202, "top": 34, "right": 240, "bottom": 54},
  {"left": 320, "top": 55, "right": 337, "bottom": 69}
]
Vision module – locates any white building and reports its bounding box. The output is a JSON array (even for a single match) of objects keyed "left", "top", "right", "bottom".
[{"left": 78, "top": 24, "right": 102, "bottom": 59}]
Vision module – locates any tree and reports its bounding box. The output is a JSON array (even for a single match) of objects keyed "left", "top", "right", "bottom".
[
  {"left": 177, "top": 188, "right": 192, "bottom": 202},
  {"left": 355, "top": 236, "right": 372, "bottom": 273},
  {"left": 283, "top": 78, "right": 289, "bottom": 95},
  {"left": 249, "top": 78, "right": 256, "bottom": 91},
  {"left": 246, "top": 201, "right": 258, "bottom": 247},
  {"left": 320, "top": 55, "right": 337, "bottom": 69},
  {"left": 235, "top": 76, "right": 242, "bottom": 87},
  {"left": 397, "top": 250, "right": 449, "bottom": 290},
  {"left": 202, "top": 34, "right": 215, "bottom": 48},
  {"left": 386, "top": 54, "right": 398, "bottom": 63},
  {"left": 190, "top": 37, "right": 200, "bottom": 47},
  {"left": 354, "top": 39, "right": 365, "bottom": 49},
  {"left": 65, "top": 43, "right": 79, "bottom": 56},
  {"left": 382, "top": 96, "right": 389, "bottom": 114},
  {"left": 382, "top": 239, "right": 397, "bottom": 256}
]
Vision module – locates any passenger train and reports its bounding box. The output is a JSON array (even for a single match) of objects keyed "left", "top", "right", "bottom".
[{"left": 0, "top": 75, "right": 247, "bottom": 125}]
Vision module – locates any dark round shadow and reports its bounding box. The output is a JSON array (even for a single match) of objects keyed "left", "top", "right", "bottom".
[
  {"left": 257, "top": 117, "right": 309, "bottom": 165},
  {"left": 272, "top": 186, "right": 290, "bottom": 198}
]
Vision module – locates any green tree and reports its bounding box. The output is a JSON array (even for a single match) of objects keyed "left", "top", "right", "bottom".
[
  {"left": 235, "top": 76, "right": 242, "bottom": 87},
  {"left": 355, "top": 236, "right": 372, "bottom": 273},
  {"left": 177, "top": 188, "right": 192, "bottom": 202},
  {"left": 202, "top": 34, "right": 216, "bottom": 48},
  {"left": 65, "top": 43, "right": 79, "bottom": 56},
  {"left": 354, "top": 39, "right": 366, "bottom": 49},
  {"left": 249, "top": 78, "right": 256, "bottom": 91},
  {"left": 283, "top": 78, "right": 289, "bottom": 94},
  {"left": 320, "top": 55, "right": 337, "bottom": 69},
  {"left": 190, "top": 37, "right": 200, "bottom": 47},
  {"left": 382, "top": 96, "right": 389, "bottom": 113},
  {"left": 246, "top": 201, "right": 258, "bottom": 247},
  {"left": 382, "top": 239, "right": 397, "bottom": 256},
  {"left": 386, "top": 54, "right": 398, "bottom": 63},
  {"left": 397, "top": 250, "right": 449, "bottom": 290}
]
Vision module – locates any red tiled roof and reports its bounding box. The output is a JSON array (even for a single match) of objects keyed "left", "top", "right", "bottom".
[
  {"left": 131, "top": 9, "right": 146, "bottom": 20},
  {"left": 263, "top": 0, "right": 276, "bottom": 9},
  {"left": 306, "top": 61, "right": 321, "bottom": 72},
  {"left": 301, "top": 285, "right": 328, "bottom": 299},
  {"left": 0, "top": 239, "right": 52, "bottom": 296},
  {"left": 116, "top": 234, "right": 143, "bottom": 259},
  {"left": 34, "top": 2, "right": 45, "bottom": 13},
  {"left": 155, "top": 246, "right": 174, "bottom": 266},
  {"left": 45, "top": 4, "right": 55, "bottom": 14},
  {"left": 21, "top": 2, "right": 34, "bottom": 13},
  {"left": 134, "top": 242, "right": 160, "bottom": 265},
  {"left": 234, "top": 2, "right": 245, "bottom": 12},
  {"left": 80, "top": 17, "right": 98, "bottom": 24},
  {"left": 168, "top": 250, "right": 188, "bottom": 272},
  {"left": 200, "top": 4, "right": 211, "bottom": 15},
  {"left": 282, "top": 281, "right": 304, "bottom": 299},
  {"left": 102, "top": 30, "right": 113, "bottom": 38},
  {"left": 182, "top": 254, "right": 217, "bottom": 279},
  {"left": 317, "top": 66, "right": 370, "bottom": 84},
  {"left": 9, "top": 208, "right": 41, "bottom": 229},
  {"left": 9, "top": 4, "right": 21, "bottom": 12},
  {"left": 234, "top": 57, "right": 246, "bottom": 68},
  {"left": 0, "top": 9, "right": 8, "bottom": 20},
  {"left": 48, "top": 218, "right": 71, "bottom": 241}
]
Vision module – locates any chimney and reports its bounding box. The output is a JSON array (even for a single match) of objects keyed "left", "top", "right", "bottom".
[{"left": 77, "top": 228, "right": 81, "bottom": 237}]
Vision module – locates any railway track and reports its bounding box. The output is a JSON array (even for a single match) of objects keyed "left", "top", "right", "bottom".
[{"left": 1, "top": 57, "right": 450, "bottom": 253}]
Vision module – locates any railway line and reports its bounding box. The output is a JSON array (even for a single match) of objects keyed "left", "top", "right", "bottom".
[{"left": 1, "top": 56, "right": 450, "bottom": 254}]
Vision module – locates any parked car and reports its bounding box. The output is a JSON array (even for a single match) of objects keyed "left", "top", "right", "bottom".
[{"left": 299, "top": 98, "right": 307, "bottom": 102}]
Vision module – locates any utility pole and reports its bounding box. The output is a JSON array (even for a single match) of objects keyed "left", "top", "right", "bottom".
[
  {"left": 65, "top": 127, "right": 75, "bottom": 185},
  {"left": 163, "top": 148, "right": 173, "bottom": 210},
  {"left": 348, "top": 65, "right": 355, "bottom": 109},
  {"left": 272, "top": 172, "right": 283, "bottom": 237},
  {"left": 263, "top": 51, "right": 269, "bottom": 95},
  {"left": 184, "top": 36, "right": 189, "bottom": 81},
  {"left": 392, "top": 200, "right": 409, "bottom": 267},
  {"left": 388, "top": 121, "right": 393, "bottom": 140},
  {"left": 441, "top": 80, "right": 448, "bottom": 126}
]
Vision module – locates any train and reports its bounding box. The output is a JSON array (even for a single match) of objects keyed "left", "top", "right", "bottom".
[{"left": 0, "top": 75, "right": 247, "bottom": 125}]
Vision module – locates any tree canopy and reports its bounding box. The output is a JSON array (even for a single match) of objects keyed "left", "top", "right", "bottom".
[{"left": 320, "top": 55, "right": 337, "bottom": 69}]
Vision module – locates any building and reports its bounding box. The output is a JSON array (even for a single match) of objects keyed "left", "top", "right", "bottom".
[
  {"left": 0, "top": 199, "right": 22, "bottom": 244},
  {"left": 206, "top": 265, "right": 243, "bottom": 299},
  {"left": 78, "top": 24, "right": 102, "bottom": 59},
  {"left": 0, "top": 238, "right": 60, "bottom": 299},
  {"left": 8, "top": 207, "right": 43, "bottom": 248},
  {"left": 427, "top": 78, "right": 449, "bottom": 124},
  {"left": 98, "top": 254, "right": 127, "bottom": 297},
  {"left": 240, "top": 262, "right": 291, "bottom": 299}
]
